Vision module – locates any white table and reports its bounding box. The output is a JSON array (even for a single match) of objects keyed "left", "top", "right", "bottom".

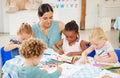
[{"left": 2, "top": 48, "right": 104, "bottom": 78}]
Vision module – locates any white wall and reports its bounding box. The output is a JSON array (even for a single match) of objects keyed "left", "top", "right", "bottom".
[
  {"left": 85, "top": 0, "right": 99, "bottom": 29},
  {"left": 0, "top": 0, "right": 3, "bottom": 33},
  {"left": 1, "top": 0, "right": 120, "bottom": 33},
  {"left": 8, "top": 10, "right": 39, "bottom": 35},
  {"left": 3, "top": 0, "right": 81, "bottom": 35},
  {"left": 2, "top": 0, "right": 9, "bottom": 33},
  {"left": 43, "top": 0, "right": 81, "bottom": 25},
  {"left": 0, "top": 0, "right": 3, "bottom": 68},
  {"left": 99, "top": 0, "right": 120, "bottom": 18},
  {"left": 85, "top": 0, "right": 120, "bottom": 31}
]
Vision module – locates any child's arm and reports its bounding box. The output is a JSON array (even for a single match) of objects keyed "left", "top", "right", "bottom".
[
  {"left": 66, "top": 52, "right": 81, "bottom": 56},
  {"left": 52, "top": 39, "right": 64, "bottom": 55},
  {"left": 80, "top": 40, "right": 88, "bottom": 51},
  {"left": 94, "top": 51, "right": 118, "bottom": 63},
  {"left": 81, "top": 46, "right": 94, "bottom": 64},
  {"left": 4, "top": 41, "right": 20, "bottom": 51},
  {"left": 82, "top": 40, "right": 91, "bottom": 46}
]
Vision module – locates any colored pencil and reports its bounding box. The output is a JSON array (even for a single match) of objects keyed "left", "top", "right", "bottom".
[{"left": 98, "top": 50, "right": 105, "bottom": 56}]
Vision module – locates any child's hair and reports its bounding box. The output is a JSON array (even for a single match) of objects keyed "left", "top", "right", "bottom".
[
  {"left": 89, "top": 27, "right": 108, "bottom": 45},
  {"left": 19, "top": 38, "right": 47, "bottom": 58},
  {"left": 64, "top": 20, "right": 79, "bottom": 33},
  {"left": 17, "top": 22, "right": 33, "bottom": 35}
]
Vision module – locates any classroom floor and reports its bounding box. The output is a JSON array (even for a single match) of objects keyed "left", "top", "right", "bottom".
[{"left": 0, "top": 29, "right": 120, "bottom": 49}]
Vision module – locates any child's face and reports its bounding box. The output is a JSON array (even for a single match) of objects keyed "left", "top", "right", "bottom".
[
  {"left": 18, "top": 33, "right": 32, "bottom": 43},
  {"left": 64, "top": 31, "right": 78, "bottom": 43}
]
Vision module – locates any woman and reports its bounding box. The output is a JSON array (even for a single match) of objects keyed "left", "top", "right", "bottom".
[{"left": 32, "top": 3, "right": 65, "bottom": 48}]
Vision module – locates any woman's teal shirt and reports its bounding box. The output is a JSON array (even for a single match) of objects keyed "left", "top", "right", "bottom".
[{"left": 32, "top": 21, "right": 61, "bottom": 48}]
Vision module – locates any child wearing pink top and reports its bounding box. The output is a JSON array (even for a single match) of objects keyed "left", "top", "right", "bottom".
[{"left": 81, "top": 27, "right": 118, "bottom": 64}]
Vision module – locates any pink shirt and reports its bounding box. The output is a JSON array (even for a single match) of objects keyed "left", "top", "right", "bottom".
[{"left": 92, "top": 41, "right": 114, "bottom": 58}]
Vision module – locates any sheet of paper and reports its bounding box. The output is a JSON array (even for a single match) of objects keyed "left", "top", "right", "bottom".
[
  {"left": 95, "top": 70, "right": 120, "bottom": 78},
  {"left": 59, "top": 63, "right": 83, "bottom": 78}
]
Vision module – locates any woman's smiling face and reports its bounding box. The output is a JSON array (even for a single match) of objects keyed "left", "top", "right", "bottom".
[{"left": 39, "top": 11, "right": 53, "bottom": 28}]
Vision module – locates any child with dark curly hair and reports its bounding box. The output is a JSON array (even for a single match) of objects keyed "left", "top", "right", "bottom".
[{"left": 18, "top": 38, "right": 62, "bottom": 78}]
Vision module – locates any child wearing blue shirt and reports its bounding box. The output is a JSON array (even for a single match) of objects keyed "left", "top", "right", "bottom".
[{"left": 4, "top": 22, "right": 33, "bottom": 58}]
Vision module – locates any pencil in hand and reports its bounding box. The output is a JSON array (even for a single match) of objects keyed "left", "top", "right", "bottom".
[{"left": 98, "top": 50, "right": 105, "bottom": 56}]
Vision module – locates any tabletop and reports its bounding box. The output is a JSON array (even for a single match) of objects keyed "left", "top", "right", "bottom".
[{"left": 2, "top": 48, "right": 120, "bottom": 78}]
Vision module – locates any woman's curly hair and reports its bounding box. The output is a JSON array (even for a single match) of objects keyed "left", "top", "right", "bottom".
[{"left": 19, "top": 38, "right": 47, "bottom": 58}]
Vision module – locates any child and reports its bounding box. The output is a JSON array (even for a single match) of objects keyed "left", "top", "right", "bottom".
[
  {"left": 18, "top": 38, "right": 62, "bottom": 78},
  {"left": 53, "top": 20, "right": 87, "bottom": 57},
  {"left": 81, "top": 27, "right": 118, "bottom": 64},
  {"left": 4, "top": 22, "right": 33, "bottom": 58}
]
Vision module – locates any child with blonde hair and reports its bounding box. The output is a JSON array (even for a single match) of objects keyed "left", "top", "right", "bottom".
[
  {"left": 18, "top": 38, "right": 62, "bottom": 78},
  {"left": 4, "top": 22, "right": 33, "bottom": 58},
  {"left": 81, "top": 27, "right": 118, "bottom": 64}
]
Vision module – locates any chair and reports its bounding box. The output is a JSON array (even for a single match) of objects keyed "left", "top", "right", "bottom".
[
  {"left": 114, "top": 49, "right": 120, "bottom": 63},
  {"left": 86, "top": 44, "right": 96, "bottom": 57},
  {"left": 88, "top": 50, "right": 96, "bottom": 57},
  {"left": 0, "top": 46, "right": 12, "bottom": 66}
]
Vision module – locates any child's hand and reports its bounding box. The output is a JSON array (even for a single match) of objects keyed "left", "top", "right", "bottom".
[
  {"left": 42, "top": 69, "right": 48, "bottom": 73},
  {"left": 15, "top": 44, "right": 21, "bottom": 48},
  {"left": 58, "top": 50, "right": 64, "bottom": 55},
  {"left": 94, "top": 55, "right": 101, "bottom": 62},
  {"left": 57, "top": 66, "right": 62, "bottom": 72},
  {"left": 80, "top": 58, "right": 89, "bottom": 64},
  {"left": 17, "top": 44, "right": 21, "bottom": 48}
]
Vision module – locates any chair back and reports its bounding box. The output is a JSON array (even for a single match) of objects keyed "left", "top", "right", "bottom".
[
  {"left": 0, "top": 46, "right": 12, "bottom": 66},
  {"left": 115, "top": 49, "right": 120, "bottom": 63}
]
